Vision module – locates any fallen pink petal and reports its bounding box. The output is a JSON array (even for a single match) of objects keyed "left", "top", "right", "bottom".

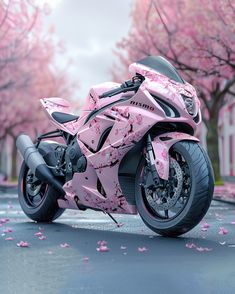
[
  {"left": 97, "top": 240, "right": 107, "bottom": 246},
  {"left": 60, "top": 243, "right": 70, "bottom": 248},
  {"left": 39, "top": 236, "right": 47, "bottom": 240},
  {"left": 82, "top": 256, "right": 89, "bottom": 261},
  {"left": 96, "top": 245, "right": 110, "bottom": 252},
  {"left": 120, "top": 246, "right": 127, "bottom": 250},
  {"left": 17, "top": 241, "right": 29, "bottom": 247},
  {"left": 186, "top": 243, "right": 196, "bottom": 249},
  {"left": 34, "top": 232, "right": 43, "bottom": 237},
  {"left": 0, "top": 218, "right": 10, "bottom": 224},
  {"left": 201, "top": 228, "right": 208, "bottom": 232},
  {"left": 5, "top": 237, "right": 14, "bottom": 241},
  {"left": 201, "top": 223, "right": 210, "bottom": 229},
  {"left": 3, "top": 228, "right": 13, "bottom": 233},
  {"left": 219, "top": 227, "right": 228, "bottom": 235},
  {"left": 196, "top": 247, "right": 212, "bottom": 252},
  {"left": 138, "top": 247, "right": 148, "bottom": 252}
]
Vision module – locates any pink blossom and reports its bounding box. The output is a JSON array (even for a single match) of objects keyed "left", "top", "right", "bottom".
[
  {"left": 196, "top": 247, "right": 212, "bottom": 252},
  {"left": 138, "top": 247, "right": 148, "bottom": 252},
  {"left": 17, "top": 241, "right": 29, "bottom": 247},
  {"left": 0, "top": 218, "right": 10, "bottom": 224},
  {"left": 97, "top": 240, "right": 107, "bottom": 246},
  {"left": 38, "top": 236, "right": 47, "bottom": 240},
  {"left": 34, "top": 232, "right": 43, "bottom": 237},
  {"left": 60, "top": 243, "right": 70, "bottom": 248},
  {"left": 201, "top": 228, "right": 208, "bottom": 232},
  {"left": 185, "top": 242, "right": 196, "bottom": 249},
  {"left": 5, "top": 237, "right": 14, "bottom": 241},
  {"left": 96, "top": 245, "right": 110, "bottom": 252},
  {"left": 201, "top": 223, "right": 210, "bottom": 229},
  {"left": 219, "top": 227, "right": 228, "bottom": 235},
  {"left": 231, "top": 221, "right": 235, "bottom": 225},
  {"left": 3, "top": 228, "right": 13, "bottom": 233}
]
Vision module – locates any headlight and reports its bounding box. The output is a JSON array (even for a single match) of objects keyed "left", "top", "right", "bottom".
[{"left": 181, "top": 94, "right": 195, "bottom": 115}]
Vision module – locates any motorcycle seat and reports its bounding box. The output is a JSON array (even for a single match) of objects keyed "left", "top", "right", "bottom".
[{"left": 51, "top": 111, "right": 80, "bottom": 124}]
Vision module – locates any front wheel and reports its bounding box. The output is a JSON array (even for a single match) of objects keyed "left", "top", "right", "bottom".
[{"left": 135, "top": 141, "right": 214, "bottom": 237}]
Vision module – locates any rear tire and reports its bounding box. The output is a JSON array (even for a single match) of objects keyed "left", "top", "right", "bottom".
[
  {"left": 135, "top": 141, "right": 214, "bottom": 237},
  {"left": 18, "top": 162, "right": 65, "bottom": 222}
]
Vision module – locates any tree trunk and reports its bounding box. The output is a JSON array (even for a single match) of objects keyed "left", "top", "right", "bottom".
[
  {"left": 11, "top": 138, "right": 18, "bottom": 181},
  {"left": 206, "top": 117, "right": 220, "bottom": 181}
]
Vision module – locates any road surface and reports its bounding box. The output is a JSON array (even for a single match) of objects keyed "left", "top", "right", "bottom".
[{"left": 0, "top": 191, "right": 235, "bottom": 294}]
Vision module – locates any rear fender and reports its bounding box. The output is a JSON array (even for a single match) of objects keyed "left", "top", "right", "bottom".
[{"left": 151, "top": 132, "right": 199, "bottom": 180}]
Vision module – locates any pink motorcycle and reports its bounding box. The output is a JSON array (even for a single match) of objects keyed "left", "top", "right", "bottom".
[{"left": 17, "top": 56, "right": 214, "bottom": 237}]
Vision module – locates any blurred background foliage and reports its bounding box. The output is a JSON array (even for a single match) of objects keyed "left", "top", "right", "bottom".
[{"left": 0, "top": 0, "right": 234, "bottom": 182}]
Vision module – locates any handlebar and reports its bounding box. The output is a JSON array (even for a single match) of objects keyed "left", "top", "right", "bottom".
[{"left": 99, "top": 76, "right": 144, "bottom": 98}]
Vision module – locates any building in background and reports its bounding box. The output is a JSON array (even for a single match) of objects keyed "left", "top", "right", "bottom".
[{"left": 218, "top": 99, "right": 235, "bottom": 182}]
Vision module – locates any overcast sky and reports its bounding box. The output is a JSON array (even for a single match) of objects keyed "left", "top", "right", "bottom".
[{"left": 45, "top": 0, "right": 134, "bottom": 105}]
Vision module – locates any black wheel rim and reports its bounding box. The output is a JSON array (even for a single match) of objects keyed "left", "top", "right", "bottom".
[
  {"left": 141, "top": 148, "right": 192, "bottom": 221},
  {"left": 23, "top": 167, "right": 48, "bottom": 208}
]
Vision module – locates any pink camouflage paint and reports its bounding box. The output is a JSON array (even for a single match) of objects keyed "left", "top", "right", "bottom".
[{"left": 40, "top": 59, "right": 201, "bottom": 214}]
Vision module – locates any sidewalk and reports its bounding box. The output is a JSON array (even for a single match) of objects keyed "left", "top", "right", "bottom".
[
  {"left": 0, "top": 181, "right": 17, "bottom": 194},
  {"left": 214, "top": 182, "right": 235, "bottom": 204}
]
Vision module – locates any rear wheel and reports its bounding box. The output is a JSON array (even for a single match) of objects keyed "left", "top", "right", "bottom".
[
  {"left": 18, "top": 162, "right": 65, "bottom": 222},
  {"left": 135, "top": 141, "right": 214, "bottom": 237}
]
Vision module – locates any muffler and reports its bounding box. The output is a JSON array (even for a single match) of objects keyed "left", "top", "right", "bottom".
[{"left": 16, "top": 134, "right": 65, "bottom": 195}]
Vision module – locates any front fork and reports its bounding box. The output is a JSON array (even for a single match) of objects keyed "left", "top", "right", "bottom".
[
  {"left": 146, "top": 132, "right": 199, "bottom": 181},
  {"left": 146, "top": 134, "right": 160, "bottom": 185}
]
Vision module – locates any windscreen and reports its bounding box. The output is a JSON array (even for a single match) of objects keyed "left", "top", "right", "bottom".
[{"left": 137, "top": 56, "right": 185, "bottom": 84}]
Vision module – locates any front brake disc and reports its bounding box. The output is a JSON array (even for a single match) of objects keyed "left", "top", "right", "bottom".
[{"left": 146, "top": 158, "right": 183, "bottom": 211}]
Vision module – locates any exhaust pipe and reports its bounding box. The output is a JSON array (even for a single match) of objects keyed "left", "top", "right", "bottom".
[{"left": 16, "top": 134, "right": 65, "bottom": 195}]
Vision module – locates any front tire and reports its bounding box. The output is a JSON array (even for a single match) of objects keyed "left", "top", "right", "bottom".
[
  {"left": 18, "top": 162, "right": 65, "bottom": 222},
  {"left": 135, "top": 141, "right": 214, "bottom": 237}
]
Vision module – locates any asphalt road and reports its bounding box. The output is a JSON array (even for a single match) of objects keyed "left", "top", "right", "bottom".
[{"left": 0, "top": 192, "right": 235, "bottom": 294}]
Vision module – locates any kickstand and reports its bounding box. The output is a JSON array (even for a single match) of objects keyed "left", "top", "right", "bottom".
[{"left": 103, "top": 211, "right": 120, "bottom": 226}]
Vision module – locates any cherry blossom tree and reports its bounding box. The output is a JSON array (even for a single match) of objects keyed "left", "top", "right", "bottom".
[
  {"left": 114, "top": 0, "right": 235, "bottom": 180},
  {"left": 0, "top": 0, "right": 75, "bottom": 179}
]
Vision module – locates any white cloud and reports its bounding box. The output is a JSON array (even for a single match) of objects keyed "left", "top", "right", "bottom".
[{"left": 45, "top": 0, "right": 133, "bottom": 105}]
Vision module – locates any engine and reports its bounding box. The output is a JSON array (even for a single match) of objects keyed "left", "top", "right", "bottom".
[
  {"left": 37, "top": 138, "right": 86, "bottom": 181},
  {"left": 65, "top": 138, "right": 87, "bottom": 180}
]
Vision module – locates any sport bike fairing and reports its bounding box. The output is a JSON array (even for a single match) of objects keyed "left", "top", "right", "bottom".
[{"left": 41, "top": 60, "right": 201, "bottom": 215}]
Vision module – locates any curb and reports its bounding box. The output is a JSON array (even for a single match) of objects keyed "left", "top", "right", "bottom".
[
  {"left": 0, "top": 185, "right": 17, "bottom": 194},
  {"left": 213, "top": 197, "right": 235, "bottom": 205}
]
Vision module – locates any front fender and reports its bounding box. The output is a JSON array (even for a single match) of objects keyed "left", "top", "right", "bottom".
[{"left": 151, "top": 132, "right": 199, "bottom": 180}]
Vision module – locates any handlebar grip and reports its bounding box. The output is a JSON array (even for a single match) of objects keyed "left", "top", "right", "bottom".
[
  {"left": 99, "top": 86, "right": 123, "bottom": 98},
  {"left": 99, "top": 78, "right": 142, "bottom": 98}
]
